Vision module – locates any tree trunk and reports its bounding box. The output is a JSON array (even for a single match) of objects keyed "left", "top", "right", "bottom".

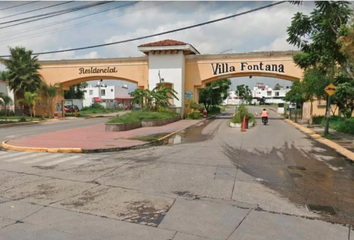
[
  {"left": 309, "top": 100, "right": 313, "bottom": 125},
  {"left": 30, "top": 107, "right": 33, "bottom": 121},
  {"left": 4, "top": 105, "right": 7, "bottom": 122}
]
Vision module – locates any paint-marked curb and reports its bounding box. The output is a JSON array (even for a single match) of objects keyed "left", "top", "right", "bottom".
[
  {"left": 1, "top": 140, "right": 83, "bottom": 153},
  {"left": 283, "top": 118, "right": 354, "bottom": 162}
]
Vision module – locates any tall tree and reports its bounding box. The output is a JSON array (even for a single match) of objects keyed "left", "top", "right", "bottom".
[
  {"left": 338, "top": 17, "right": 354, "bottom": 78},
  {"left": 199, "top": 79, "right": 231, "bottom": 110},
  {"left": 284, "top": 81, "right": 305, "bottom": 105},
  {"left": 0, "top": 93, "right": 12, "bottom": 122},
  {"left": 301, "top": 68, "right": 329, "bottom": 124},
  {"left": 236, "top": 84, "right": 253, "bottom": 104},
  {"left": 64, "top": 82, "right": 88, "bottom": 99},
  {"left": 3, "top": 46, "right": 42, "bottom": 98},
  {"left": 39, "top": 82, "right": 63, "bottom": 118},
  {"left": 287, "top": 1, "right": 352, "bottom": 133}
]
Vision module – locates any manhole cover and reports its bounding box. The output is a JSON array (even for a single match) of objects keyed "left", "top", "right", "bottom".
[
  {"left": 306, "top": 205, "right": 336, "bottom": 215},
  {"left": 290, "top": 173, "right": 302, "bottom": 178},
  {"left": 288, "top": 166, "right": 306, "bottom": 170}
]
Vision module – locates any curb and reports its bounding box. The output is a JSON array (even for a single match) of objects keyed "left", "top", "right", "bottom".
[
  {"left": 283, "top": 118, "right": 354, "bottom": 162},
  {"left": 1, "top": 140, "right": 82, "bottom": 153},
  {"left": 1, "top": 112, "right": 222, "bottom": 154},
  {"left": 84, "top": 115, "right": 104, "bottom": 119},
  {"left": 0, "top": 121, "right": 40, "bottom": 128}
]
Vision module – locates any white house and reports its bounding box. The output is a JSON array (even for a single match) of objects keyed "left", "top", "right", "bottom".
[
  {"left": 222, "top": 83, "right": 291, "bottom": 105},
  {"left": 82, "top": 82, "right": 133, "bottom": 108},
  {"left": 0, "top": 81, "right": 15, "bottom": 111},
  {"left": 252, "top": 83, "right": 291, "bottom": 104}
]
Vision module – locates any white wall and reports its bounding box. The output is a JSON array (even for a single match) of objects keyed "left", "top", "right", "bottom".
[
  {"left": 82, "top": 84, "right": 130, "bottom": 108},
  {"left": 148, "top": 52, "right": 185, "bottom": 115}
]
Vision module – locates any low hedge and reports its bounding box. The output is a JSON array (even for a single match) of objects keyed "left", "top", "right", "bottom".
[
  {"left": 188, "top": 110, "right": 201, "bottom": 119},
  {"left": 108, "top": 111, "right": 179, "bottom": 124}
]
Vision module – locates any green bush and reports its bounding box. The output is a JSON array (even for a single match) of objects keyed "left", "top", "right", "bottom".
[
  {"left": 231, "top": 112, "right": 242, "bottom": 123},
  {"left": 246, "top": 112, "right": 255, "bottom": 123},
  {"left": 18, "top": 117, "right": 26, "bottom": 122},
  {"left": 329, "top": 118, "right": 354, "bottom": 135},
  {"left": 208, "top": 106, "right": 221, "bottom": 115},
  {"left": 283, "top": 113, "right": 289, "bottom": 119},
  {"left": 108, "top": 111, "right": 179, "bottom": 124},
  {"left": 188, "top": 110, "right": 201, "bottom": 119},
  {"left": 237, "top": 104, "right": 249, "bottom": 117},
  {"left": 312, "top": 116, "right": 325, "bottom": 124},
  {"left": 91, "top": 102, "right": 105, "bottom": 109},
  {"left": 0, "top": 109, "right": 15, "bottom": 117}
]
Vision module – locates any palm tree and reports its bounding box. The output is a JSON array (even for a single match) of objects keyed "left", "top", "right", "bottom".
[
  {"left": 39, "top": 82, "right": 63, "bottom": 118},
  {"left": 3, "top": 46, "right": 42, "bottom": 109},
  {"left": 17, "top": 92, "right": 41, "bottom": 120},
  {"left": 0, "top": 93, "right": 13, "bottom": 122},
  {"left": 130, "top": 88, "right": 148, "bottom": 109}
]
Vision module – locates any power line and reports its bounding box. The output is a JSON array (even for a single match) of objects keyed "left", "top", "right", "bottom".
[
  {"left": 0, "top": 1, "right": 113, "bottom": 27},
  {"left": 0, "top": 1, "right": 163, "bottom": 44},
  {"left": 0, "top": 1, "right": 75, "bottom": 20},
  {"left": 0, "top": 1, "right": 38, "bottom": 11},
  {"left": 0, "top": 1, "right": 287, "bottom": 58},
  {"left": 0, "top": 1, "right": 139, "bottom": 42}
]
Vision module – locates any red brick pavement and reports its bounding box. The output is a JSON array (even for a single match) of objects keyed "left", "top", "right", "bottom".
[{"left": 6, "top": 120, "right": 200, "bottom": 150}]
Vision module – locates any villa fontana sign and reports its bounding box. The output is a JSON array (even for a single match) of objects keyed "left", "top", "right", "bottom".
[
  {"left": 79, "top": 66, "right": 118, "bottom": 74},
  {"left": 211, "top": 62, "right": 285, "bottom": 75}
]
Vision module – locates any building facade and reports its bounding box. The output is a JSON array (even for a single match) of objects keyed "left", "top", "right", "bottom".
[
  {"left": 82, "top": 82, "right": 133, "bottom": 108},
  {"left": 223, "top": 83, "right": 291, "bottom": 105}
]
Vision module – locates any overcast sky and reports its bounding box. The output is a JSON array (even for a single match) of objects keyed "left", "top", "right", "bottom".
[{"left": 0, "top": 1, "right": 316, "bottom": 92}]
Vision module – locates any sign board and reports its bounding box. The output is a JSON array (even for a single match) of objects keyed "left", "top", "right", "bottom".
[
  {"left": 325, "top": 83, "right": 336, "bottom": 96},
  {"left": 184, "top": 91, "right": 193, "bottom": 100}
]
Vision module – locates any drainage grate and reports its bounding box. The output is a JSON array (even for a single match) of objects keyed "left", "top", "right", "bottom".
[
  {"left": 288, "top": 166, "right": 306, "bottom": 170},
  {"left": 306, "top": 205, "right": 336, "bottom": 215},
  {"left": 290, "top": 173, "right": 302, "bottom": 178}
]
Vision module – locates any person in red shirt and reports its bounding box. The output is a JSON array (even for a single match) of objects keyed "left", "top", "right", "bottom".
[{"left": 261, "top": 108, "right": 269, "bottom": 118}]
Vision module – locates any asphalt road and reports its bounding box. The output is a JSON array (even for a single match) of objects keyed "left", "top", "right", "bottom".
[{"left": 0, "top": 107, "right": 353, "bottom": 240}]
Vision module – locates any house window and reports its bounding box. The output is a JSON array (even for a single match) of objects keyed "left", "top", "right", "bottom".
[
  {"left": 89, "top": 90, "right": 93, "bottom": 95},
  {"left": 111, "top": 89, "right": 113, "bottom": 92},
  {"left": 101, "top": 89, "right": 105, "bottom": 96},
  {"left": 267, "top": 91, "right": 271, "bottom": 96},
  {"left": 275, "top": 92, "right": 279, "bottom": 97}
]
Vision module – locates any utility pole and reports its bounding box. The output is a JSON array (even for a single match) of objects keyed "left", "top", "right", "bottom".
[{"left": 324, "top": 61, "right": 336, "bottom": 136}]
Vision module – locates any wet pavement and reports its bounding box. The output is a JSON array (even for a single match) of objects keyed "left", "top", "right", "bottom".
[{"left": 169, "top": 107, "right": 354, "bottom": 225}]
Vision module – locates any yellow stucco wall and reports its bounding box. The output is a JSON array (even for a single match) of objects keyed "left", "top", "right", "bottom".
[
  {"left": 39, "top": 57, "right": 149, "bottom": 90},
  {"left": 183, "top": 52, "right": 304, "bottom": 116}
]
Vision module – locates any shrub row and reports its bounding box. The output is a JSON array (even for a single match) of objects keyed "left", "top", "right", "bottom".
[
  {"left": 108, "top": 110, "right": 179, "bottom": 124},
  {"left": 0, "top": 109, "right": 15, "bottom": 117}
]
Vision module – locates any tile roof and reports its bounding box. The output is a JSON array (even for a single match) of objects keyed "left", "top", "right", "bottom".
[{"left": 138, "top": 39, "right": 189, "bottom": 47}]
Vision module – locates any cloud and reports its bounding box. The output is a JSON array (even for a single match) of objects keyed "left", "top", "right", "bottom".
[{"left": 0, "top": 1, "right": 315, "bottom": 89}]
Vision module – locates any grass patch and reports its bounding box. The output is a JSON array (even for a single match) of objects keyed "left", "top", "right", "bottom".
[
  {"left": 108, "top": 111, "right": 179, "bottom": 124},
  {"left": 128, "top": 133, "right": 170, "bottom": 142},
  {"left": 312, "top": 116, "right": 354, "bottom": 135},
  {"left": 321, "top": 133, "right": 341, "bottom": 140}
]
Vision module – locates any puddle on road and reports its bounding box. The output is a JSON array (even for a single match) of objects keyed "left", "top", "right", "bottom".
[
  {"left": 222, "top": 141, "right": 354, "bottom": 225},
  {"left": 160, "top": 120, "right": 213, "bottom": 146}
]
